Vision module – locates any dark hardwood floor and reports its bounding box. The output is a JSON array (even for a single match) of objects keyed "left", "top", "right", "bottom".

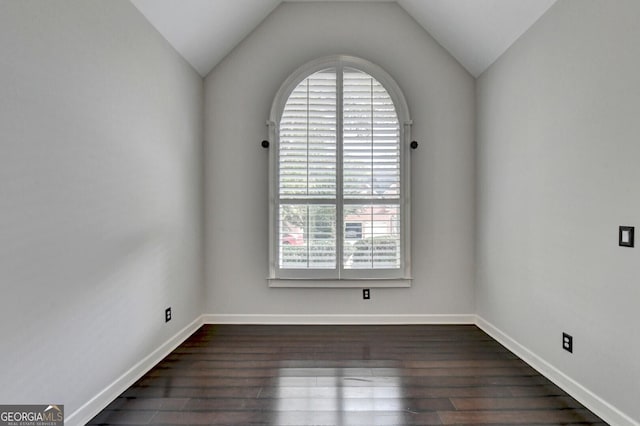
[{"left": 89, "top": 324, "right": 606, "bottom": 425}]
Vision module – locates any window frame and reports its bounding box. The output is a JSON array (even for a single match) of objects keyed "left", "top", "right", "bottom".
[{"left": 267, "top": 55, "right": 413, "bottom": 286}]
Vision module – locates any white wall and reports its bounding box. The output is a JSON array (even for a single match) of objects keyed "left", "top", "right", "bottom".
[
  {"left": 0, "top": 0, "right": 203, "bottom": 420},
  {"left": 204, "top": 2, "right": 475, "bottom": 318},
  {"left": 3, "top": 0, "right": 637, "bottom": 423},
  {"left": 476, "top": 0, "right": 640, "bottom": 423}
]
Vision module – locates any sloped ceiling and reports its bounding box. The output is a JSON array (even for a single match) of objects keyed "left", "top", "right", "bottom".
[
  {"left": 130, "top": 0, "right": 557, "bottom": 78},
  {"left": 400, "top": 0, "right": 556, "bottom": 77}
]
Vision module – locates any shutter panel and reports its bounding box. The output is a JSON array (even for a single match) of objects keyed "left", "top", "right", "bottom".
[
  {"left": 279, "top": 204, "right": 336, "bottom": 269},
  {"left": 342, "top": 68, "right": 401, "bottom": 270},
  {"left": 278, "top": 69, "right": 337, "bottom": 270},
  {"left": 343, "top": 68, "right": 400, "bottom": 200},
  {"left": 279, "top": 69, "right": 336, "bottom": 199},
  {"left": 343, "top": 204, "right": 401, "bottom": 269}
]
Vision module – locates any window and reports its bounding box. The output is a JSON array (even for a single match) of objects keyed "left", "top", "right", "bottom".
[
  {"left": 345, "top": 222, "right": 362, "bottom": 240},
  {"left": 268, "top": 56, "right": 412, "bottom": 284}
]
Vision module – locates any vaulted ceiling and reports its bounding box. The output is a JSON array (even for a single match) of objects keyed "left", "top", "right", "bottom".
[{"left": 130, "top": 0, "right": 557, "bottom": 78}]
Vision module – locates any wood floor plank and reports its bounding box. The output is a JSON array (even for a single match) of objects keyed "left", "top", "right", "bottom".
[
  {"left": 89, "top": 325, "right": 605, "bottom": 425},
  {"left": 450, "top": 396, "right": 585, "bottom": 410},
  {"left": 438, "top": 408, "right": 603, "bottom": 424}
]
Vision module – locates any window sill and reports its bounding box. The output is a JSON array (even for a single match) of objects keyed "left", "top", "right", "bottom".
[{"left": 267, "top": 278, "right": 412, "bottom": 288}]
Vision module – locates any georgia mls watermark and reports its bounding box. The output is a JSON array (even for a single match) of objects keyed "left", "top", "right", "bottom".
[{"left": 0, "top": 405, "right": 63, "bottom": 426}]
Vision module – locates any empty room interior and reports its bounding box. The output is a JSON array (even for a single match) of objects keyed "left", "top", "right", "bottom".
[{"left": 1, "top": 0, "right": 638, "bottom": 425}]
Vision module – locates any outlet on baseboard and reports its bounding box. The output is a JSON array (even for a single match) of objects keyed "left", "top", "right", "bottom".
[
  {"left": 562, "top": 332, "right": 573, "bottom": 353},
  {"left": 165, "top": 307, "right": 172, "bottom": 323}
]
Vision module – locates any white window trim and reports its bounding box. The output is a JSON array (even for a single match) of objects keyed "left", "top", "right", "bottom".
[{"left": 267, "top": 55, "right": 413, "bottom": 287}]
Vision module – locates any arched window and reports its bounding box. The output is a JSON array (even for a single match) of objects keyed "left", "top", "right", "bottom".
[{"left": 268, "top": 56, "right": 412, "bottom": 284}]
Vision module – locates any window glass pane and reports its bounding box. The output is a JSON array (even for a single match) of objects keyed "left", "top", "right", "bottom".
[
  {"left": 343, "top": 204, "right": 400, "bottom": 269},
  {"left": 279, "top": 204, "right": 336, "bottom": 269},
  {"left": 280, "top": 69, "right": 337, "bottom": 199},
  {"left": 344, "top": 222, "right": 363, "bottom": 240},
  {"left": 343, "top": 68, "right": 400, "bottom": 200}
]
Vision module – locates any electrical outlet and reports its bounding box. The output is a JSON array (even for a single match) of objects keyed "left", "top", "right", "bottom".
[
  {"left": 363, "top": 289, "right": 370, "bottom": 300},
  {"left": 619, "top": 226, "right": 634, "bottom": 247},
  {"left": 165, "top": 307, "right": 172, "bottom": 323},
  {"left": 562, "top": 332, "right": 573, "bottom": 353}
]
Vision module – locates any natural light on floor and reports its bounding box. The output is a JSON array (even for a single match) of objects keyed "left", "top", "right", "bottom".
[{"left": 274, "top": 367, "right": 405, "bottom": 425}]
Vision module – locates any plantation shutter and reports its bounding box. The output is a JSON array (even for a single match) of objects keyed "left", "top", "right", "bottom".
[
  {"left": 342, "top": 68, "right": 400, "bottom": 200},
  {"left": 342, "top": 68, "right": 401, "bottom": 270},
  {"left": 273, "top": 58, "right": 407, "bottom": 279},
  {"left": 279, "top": 69, "right": 337, "bottom": 199},
  {"left": 278, "top": 69, "right": 337, "bottom": 270}
]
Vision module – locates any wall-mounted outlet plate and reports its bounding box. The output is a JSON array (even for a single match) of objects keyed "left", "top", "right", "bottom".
[
  {"left": 165, "top": 307, "right": 172, "bottom": 323},
  {"left": 363, "top": 289, "right": 370, "bottom": 300},
  {"left": 619, "top": 226, "right": 634, "bottom": 247},
  {"left": 562, "top": 332, "right": 573, "bottom": 353}
]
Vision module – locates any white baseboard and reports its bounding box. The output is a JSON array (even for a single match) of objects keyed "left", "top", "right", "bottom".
[
  {"left": 65, "top": 315, "right": 204, "bottom": 426},
  {"left": 202, "top": 313, "right": 476, "bottom": 325},
  {"left": 475, "top": 316, "right": 638, "bottom": 426}
]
